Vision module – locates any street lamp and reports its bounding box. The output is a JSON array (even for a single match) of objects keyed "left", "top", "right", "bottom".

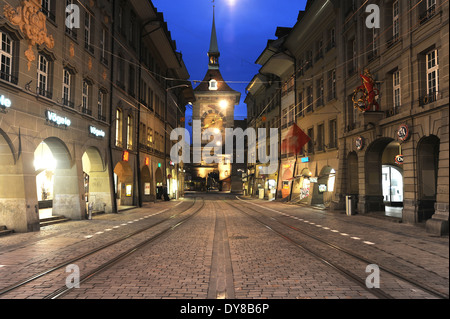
[{"left": 219, "top": 99, "right": 229, "bottom": 109}]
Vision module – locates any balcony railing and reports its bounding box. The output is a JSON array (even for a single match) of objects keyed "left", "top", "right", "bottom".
[
  {"left": 419, "top": 5, "right": 436, "bottom": 25},
  {"left": 81, "top": 107, "right": 92, "bottom": 116},
  {"left": 65, "top": 27, "right": 77, "bottom": 40},
  {"left": 62, "top": 98, "right": 75, "bottom": 109},
  {"left": 419, "top": 91, "right": 439, "bottom": 107},
  {"left": 0, "top": 71, "right": 18, "bottom": 85},
  {"left": 386, "top": 34, "right": 400, "bottom": 49},
  {"left": 37, "top": 87, "right": 53, "bottom": 99}
]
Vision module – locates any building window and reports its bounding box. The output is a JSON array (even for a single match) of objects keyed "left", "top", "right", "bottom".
[
  {"left": 147, "top": 128, "right": 153, "bottom": 147},
  {"left": 116, "top": 109, "right": 123, "bottom": 147},
  {"left": 298, "top": 91, "right": 304, "bottom": 117},
  {"left": 329, "top": 119, "right": 337, "bottom": 149},
  {"left": 288, "top": 105, "right": 295, "bottom": 126},
  {"left": 348, "top": 39, "right": 357, "bottom": 74},
  {"left": 41, "top": 0, "right": 55, "bottom": 22},
  {"left": 100, "top": 28, "right": 108, "bottom": 65},
  {"left": 307, "top": 128, "right": 314, "bottom": 154},
  {"left": 0, "top": 31, "right": 16, "bottom": 84},
  {"left": 420, "top": 0, "right": 437, "bottom": 23},
  {"left": 98, "top": 90, "right": 106, "bottom": 121},
  {"left": 118, "top": 6, "right": 125, "bottom": 35},
  {"left": 117, "top": 55, "right": 125, "bottom": 89},
  {"left": 82, "top": 80, "right": 91, "bottom": 115},
  {"left": 316, "top": 78, "right": 324, "bottom": 107},
  {"left": 128, "top": 65, "right": 135, "bottom": 97},
  {"left": 306, "top": 85, "right": 313, "bottom": 113},
  {"left": 84, "top": 11, "right": 94, "bottom": 53},
  {"left": 62, "top": 68, "right": 74, "bottom": 108},
  {"left": 209, "top": 79, "right": 218, "bottom": 91},
  {"left": 393, "top": 1, "right": 400, "bottom": 41},
  {"left": 317, "top": 124, "right": 324, "bottom": 152},
  {"left": 328, "top": 70, "right": 336, "bottom": 101},
  {"left": 65, "top": 0, "right": 78, "bottom": 39},
  {"left": 426, "top": 49, "right": 439, "bottom": 95},
  {"left": 393, "top": 70, "right": 401, "bottom": 109},
  {"left": 282, "top": 108, "right": 287, "bottom": 129},
  {"left": 37, "top": 54, "right": 52, "bottom": 98},
  {"left": 127, "top": 115, "right": 133, "bottom": 150}
]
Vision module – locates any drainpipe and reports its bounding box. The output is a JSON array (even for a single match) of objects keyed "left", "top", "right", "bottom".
[{"left": 108, "top": 0, "right": 118, "bottom": 214}]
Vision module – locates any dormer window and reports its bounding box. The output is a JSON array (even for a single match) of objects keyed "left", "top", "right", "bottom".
[{"left": 209, "top": 79, "right": 218, "bottom": 91}]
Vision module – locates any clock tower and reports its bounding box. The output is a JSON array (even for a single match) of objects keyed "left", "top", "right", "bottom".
[{"left": 191, "top": 4, "right": 241, "bottom": 191}]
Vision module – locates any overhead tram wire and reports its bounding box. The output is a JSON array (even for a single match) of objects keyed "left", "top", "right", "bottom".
[
  {"left": 3, "top": 0, "right": 446, "bottom": 128},
  {"left": 247, "top": 0, "right": 449, "bottom": 126}
]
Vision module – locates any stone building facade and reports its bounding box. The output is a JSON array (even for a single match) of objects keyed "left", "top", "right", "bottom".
[
  {"left": 0, "top": 0, "right": 193, "bottom": 233},
  {"left": 245, "top": 0, "right": 449, "bottom": 235}
]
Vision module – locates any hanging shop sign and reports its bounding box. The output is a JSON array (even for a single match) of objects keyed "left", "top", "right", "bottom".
[
  {"left": 397, "top": 124, "right": 410, "bottom": 142},
  {"left": 395, "top": 155, "right": 404, "bottom": 165},
  {"left": 356, "top": 136, "right": 365, "bottom": 150},
  {"left": 89, "top": 126, "right": 106, "bottom": 138},
  {"left": 46, "top": 110, "right": 71, "bottom": 127},
  {"left": 0, "top": 95, "right": 12, "bottom": 109}
]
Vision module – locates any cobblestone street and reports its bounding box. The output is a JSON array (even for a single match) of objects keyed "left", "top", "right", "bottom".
[{"left": 0, "top": 193, "right": 447, "bottom": 304}]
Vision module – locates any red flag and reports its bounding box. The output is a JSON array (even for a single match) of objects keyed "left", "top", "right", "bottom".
[{"left": 282, "top": 124, "right": 311, "bottom": 154}]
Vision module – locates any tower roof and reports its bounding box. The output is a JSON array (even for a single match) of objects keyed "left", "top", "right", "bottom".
[{"left": 209, "top": 6, "right": 219, "bottom": 54}]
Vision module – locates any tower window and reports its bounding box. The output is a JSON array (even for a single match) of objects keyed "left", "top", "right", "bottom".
[{"left": 209, "top": 79, "right": 218, "bottom": 91}]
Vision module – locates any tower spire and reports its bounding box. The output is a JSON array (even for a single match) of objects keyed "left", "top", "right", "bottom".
[{"left": 208, "top": 2, "right": 220, "bottom": 69}]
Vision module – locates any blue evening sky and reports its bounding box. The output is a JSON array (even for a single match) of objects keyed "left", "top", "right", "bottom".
[{"left": 151, "top": 0, "right": 307, "bottom": 120}]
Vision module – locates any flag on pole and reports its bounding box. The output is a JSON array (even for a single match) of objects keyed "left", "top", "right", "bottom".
[{"left": 282, "top": 123, "right": 311, "bottom": 154}]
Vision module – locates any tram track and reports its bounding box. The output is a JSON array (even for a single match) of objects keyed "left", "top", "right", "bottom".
[
  {"left": 225, "top": 199, "right": 449, "bottom": 299},
  {"left": 0, "top": 198, "right": 204, "bottom": 299}
]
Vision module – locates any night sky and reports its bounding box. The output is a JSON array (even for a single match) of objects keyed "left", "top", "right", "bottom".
[{"left": 151, "top": 0, "right": 308, "bottom": 120}]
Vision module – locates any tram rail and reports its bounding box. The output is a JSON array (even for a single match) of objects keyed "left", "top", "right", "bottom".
[
  {"left": 225, "top": 199, "right": 449, "bottom": 300},
  {"left": 0, "top": 198, "right": 204, "bottom": 299}
]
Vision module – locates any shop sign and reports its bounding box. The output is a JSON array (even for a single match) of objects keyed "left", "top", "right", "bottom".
[
  {"left": 122, "top": 151, "right": 129, "bottom": 162},
  {"left": 356, "top": 136, "right": 365, "bottom": 150},
  {"left": 301, "top": 157, "right": 310, "bottom": 163},
  {"left": 397, "top": 124, "right": 410, "bottom": 142},
  {"left": 395, "top": 155, "right": 404, "bottom": 165},
  {"left": 0, "top": 95, "right": 12, "bottom": 108},
  {"left": 145, "top": 157, "right": 150, "bottom": 166},
  {"left": 89, "top": 126, "right": 105, "bottom": 138},
  {"left": 46, "top": 110, "right": 71, "bottom": 127},
  {"left": 282, "top": 164, "right": 291, "bottom": 169},
  {"left": 125, "top": 184, "right": 132, "bottom": 197},
  {"left": 310, "top": 177, "right": 318, "bottom": 183},
  {"left": 144, "top": 183, "right": 151, "bottom": 195}
]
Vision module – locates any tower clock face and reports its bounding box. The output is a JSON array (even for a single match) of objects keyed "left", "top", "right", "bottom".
[
  {"left": 201, "top": 109, "right": 226, "bottom": 132},
  {"left": 204, "top": 113, "right": 223, "bottom": 130}
]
